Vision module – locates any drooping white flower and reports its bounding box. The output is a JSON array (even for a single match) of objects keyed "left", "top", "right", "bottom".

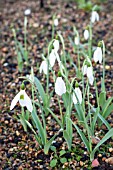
[
  {"left": 55, "top": 77, "right": 66, "bottom": 96},
  {"left": 40, "top": 60, "right": 48, "bottom": 75},
  {"left": 49, "top": 49, "right": 56, "bottom": 67},
  {"left": 91, "top": 11, "right": 99, "bottom": 23},
  {"left": 10, "top": 90, "right": 33, "bottom": 112},
  {"left": 53, "top": 39, "right": 59, "bottom": 52},
  {"left": 82, "top": 65, "right": 94, "bottom": 85},
  {"left": 87, "top": 67, "right": 94, "bottom": 85},
  {"left": 54, "top": 18, "right": 58, "bottom": 26},
  {"left": 72, "top": 87, "right": 82, "bottom": 104},
  {"left": 24, "top": 9, "right": 31, "bottom": 16},
  {"left": 93, "top": 47, "right": 102, "bottom": 63},
  {"left": 74, "top": 36, "right": 79, "bottom": 45},
  {"left": 84, "top": 30, "right": 89, "bottom": 40}
]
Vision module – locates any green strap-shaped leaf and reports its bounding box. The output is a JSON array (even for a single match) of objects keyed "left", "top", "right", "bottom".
[
  {"left": 74, "top": 104, "right": 84, "bottom": 122},
  {"left": 99, "top": 91, "right": 106, "bottom": 107},
  {"left": 47, "top": 108, "right": 62, "bottom": 128},
  {"left": 44, "top": 133, "right": 57, "bottom": 154},
  {"left": 63, "top": 130, "right": 72, "bottom": 150},
  {"left": 68, "top": 118, "right": 90, "bottom": 152},
  {"left": 98, "top": 113, "right": 111, "bottom": 130},
  {"left": 102, "top": 97, "right": 113, "bottom": 117},
  {"left": 103, "top": 103, "right": 113, "bottom": 120},
  {"left": 31, "top": 110, "right": 46, "bottom": 145},
  {"left": 91, "top": 128, "right": 113, "bottom": 158},
  {"left": 34, "top": 76, "right": 46, "bottom": 105}
]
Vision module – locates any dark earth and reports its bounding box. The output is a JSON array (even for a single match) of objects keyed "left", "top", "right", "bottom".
[{"left": 0, "top": 0, "right": 113, "bottom": 169}]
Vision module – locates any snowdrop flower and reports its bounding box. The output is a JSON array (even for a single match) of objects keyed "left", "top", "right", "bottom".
[
  {"left": 84, "top": 29, "right": 89, "bottom": 40},
  {"left": 93, "top": 47, "right": 102, "bottom": 63},
  {"left": 40, "top": 60, "right": 48, "bottom": 75},
  {"left": 49, "top": 49, "right": 56, "bottom": 67},
  {"left": 24, "top": 9, "right": 31, "bottom": 16},
  {"left": 55, "top": 77, "right": 66, "bottom": 96},
  {"left": 10, "top": 89, "right": 33, "bottom": 112},
  {"left": 74, "top": 36, "right": 79, "bottom": 45},
  {"left": 82, "top": 64, "right": 94, "bottom": 85},
  {"left": 73, "top": 86, "right": 82, "bottom": 104},
  {"left": 54, "top": 18, "right": 58, "bottom": 26},
  {"left": 91, "top": 11, "right": 99, "bottom": 23},
  {"left": 53, "top": 39, "right": 59, "bottom": 52}
]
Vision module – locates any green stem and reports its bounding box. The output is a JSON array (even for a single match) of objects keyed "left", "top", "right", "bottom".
[
  {"left": 57, "top": 95, "right": 64, "bottom": 128},
  {"left": 102, "top": 40, "right": 105, "bottom": 82},
  {"left": 88, "top": 23, "right": 92, "bottom": 59}
]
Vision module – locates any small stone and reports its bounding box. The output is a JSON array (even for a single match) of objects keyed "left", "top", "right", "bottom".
[
  {"left": 80, "top": 161, "right": 84, "bottom": 166},
  {"left": 3, "top": 63, "right": 8, "bottom": 66},
  {"left": 98, "top": 154, "right": 102, "bottom": 157},
  {"left": 109, "top": 148, "right": 113, "bottom": 152},
  {"left": 102, "top": 157, "right": 106, "bottom": 161},
  {"left": 5, "top": 120, "right": 9, "bottom": 124},
  {"left": 33, "top": 23, "right": 39, "bottom": 28},
  {"left": 105, "top": 65, "right": 110, "bottom": 70},
  {"left": 2, "top": 47, "right": 8, "bottom": 53},
  {"left": 105, "top": 157, "right": 113, "bottom": 165},
  {"left": 25, "top": 145, "right": 29, "bottom": 149},
  {"left": 9, "top": 148, "right": 13, "bottom": 152},
  {"left": 16, "top": 131, "right": 20, "bottom": 136},
  {"left": 18, "top": 166, "right": 23, "bottom": 170},
  {"left": 0, "top": 128, "right": 2, "bottom": 133}
]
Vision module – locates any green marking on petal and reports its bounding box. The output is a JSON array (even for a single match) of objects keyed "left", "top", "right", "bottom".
[{"left": 20, "top": 94, "right": 24, "bottom": 100}]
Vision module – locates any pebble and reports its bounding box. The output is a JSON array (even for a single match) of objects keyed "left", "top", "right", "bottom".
[
  {"left": 105, "top": 65, "right": 110, "bottom": 70},
  {"left": 9, "top": 148, "right": 13, "bottom": 152},
  {"left": 5, "top": 120, "right": 9, "bottom": 124},
  {"left": 16, "top": 131, "right": 20, "bottom": 136},
  {"left": 3, "top": 63, "right": 8, "bottom": 66},
  {"left": 102, "top": 157, "right": 106, "bottom": 161},
  {"left": 109, "top": 148, "right": 113, "bottom": 152},
  {"left": 98, "top": 154, "right": 102, "bottom": 157},
  {"left": 80, "top": 161, "right": 84, "bottom": 166}
]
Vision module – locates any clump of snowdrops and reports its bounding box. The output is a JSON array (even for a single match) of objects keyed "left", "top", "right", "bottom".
[{"left": 10, "top": 8, "right": 113, "bottom": 163}]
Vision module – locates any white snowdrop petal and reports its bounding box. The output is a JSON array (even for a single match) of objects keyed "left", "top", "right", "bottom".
[
  {"left": 87, "top": 67, "right": 94, "bottom": 85},
  {"left": 89, "top": 75, "right": 94, "bottom": 85},
  {"left": 18, "top": 90, "right": 26, "bottom": 107},
  {"left": 72, "top": 92, "right": 77, "bottom": 104},
  {"left": 91, "top": 11, "right": 99, "bottom": 23},
  {"left": 49, "top": 50, "right": 56, "bottom": 67},
  {"left": 24, "top": 92, "right": 33, "bottom": 112},
  {"left": 54, "top": 18, "right": 58, "bottom": 26},
  {"left": 55, "top": 51, "right": 61, "bottom": 64},
  {"left": 74, "top": 37, "right": 79, "bottom": 45},
  {"left": 84, "top": 30, "right": 89, "bottom": 40},
  {"left": 75, "top": 88, "right": 82, "bottom": 104},
  {"left": 73, "top": 87, "right": 82, "bottom": 104},
  {"left": 96, "top": 12, "right": 99, "bottom": 21},
  {"left": 87, "top": 67, "right": 93, "bottom": 78},
  {"left": 24, "top": 9, "right": 31, "bottom": 16},
  {"left": 53, "top": 40, "right": 59, "bottom": 52},
  {"left": 93, "top": 47, "right": 102, "bottom": 63},
  {"left": 10, "top": 91, "right": 21, "bottom": 110},
  {"left": 82, "top": 65, "right": 87, "bottom": 75},
  {"left": 55, "top": 77, "right": 66, "bottom": 96},
  {"left": 40, "top": 61, "right": 48, "bottom": 75}
]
